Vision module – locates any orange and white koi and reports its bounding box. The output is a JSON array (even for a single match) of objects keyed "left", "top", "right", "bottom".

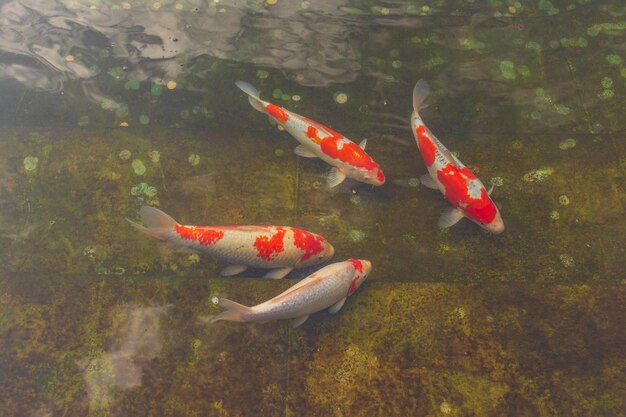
[
  {"left": 410, "top": 80, "right": 504, "bottom": 234},
  {"left": 235, "top": 81, "right": 385, "bottom": 188},
  {"left": 127, "top": 206, "right": 335, "bottom": 278},
  {"left": 211, "top": 259, "right": 371, "bottom": 327}
]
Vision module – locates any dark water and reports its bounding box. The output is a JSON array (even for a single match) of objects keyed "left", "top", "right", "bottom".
[{"left": 0, "top": 1, "right": 625, "bottom": 416}]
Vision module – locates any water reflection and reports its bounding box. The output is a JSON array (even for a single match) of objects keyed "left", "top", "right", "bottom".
[{"left": 0, "top": 0, "right": 371, "bottom": 98}]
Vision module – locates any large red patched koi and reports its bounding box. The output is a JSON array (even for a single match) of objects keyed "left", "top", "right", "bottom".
[
  {"left": 127, "top": 206, "right": 335, "bottom": 278},
  {"left": 235, "top": 80, "right": 385, "bottom": 188},
  {"left": 410, "top": 79, "right": 504, "bottom": 234}
]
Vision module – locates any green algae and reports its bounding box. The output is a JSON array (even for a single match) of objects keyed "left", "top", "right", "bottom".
[
  {"left": 605, "top": 54, "right": 622, "bottom": 65},
  {"left": 538, "top": 0, "right": 558, "bottom": 15},
  {"left": 23, "top": 155, "right": 38, "bottom": 173},
  {"left": 188, "top": 153, "right": 200, "bottom": 166},
  {"left": 526, "top": 41, "right": 542, "bottom": 52},
  {"left": 118, "top": 149, "right": 131, "bottom": 161},
  {"left": 523, "top": 166, "right": 554, "bottom": 183},
  {"left": 131, "top": 183, "right": 157, "bottom": 197},
  {"left": 256, "top": 69, "right": 269, "bottom": 79},
  {"left": 151, "top": 83, "right": 163, "bottom": 97},
  {"left": 559, "top": 138, "right": 576, "bottom": 150},
  {"left": 148, "top": 150, "right": 160, "bottom": 163},
  {"left": 554, "top": 104, "right": 571, "bottom": 115},
  {"left": 499, "top": 61, "right": 517, "bottom": 80},
  {"left": 124, "top": 79, "right": 140, "bottom": 90},
  {"left": 459, "top": 38, "right": 485, "bottom": 50},
  {"left": 131, "top": 159, "right": 146, "bottom": 175}
]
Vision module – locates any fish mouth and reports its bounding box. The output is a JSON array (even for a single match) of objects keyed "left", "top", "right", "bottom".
[
  {"left": 361, "top": 259, "right": 372, "bottom": 273},
  {"left": 326, "top": 244, "right": 336, "bottom": 259}
]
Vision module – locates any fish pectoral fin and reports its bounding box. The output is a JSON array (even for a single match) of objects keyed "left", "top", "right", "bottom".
[
  {"left": 488, "top": 184, "right": 495, "bottom": 195},
  {"left": 292, "top": 314, "right": 310, "bottom": 328},
  {"left": 328, "top": 297, "right": 347, "bottom": 314},
  {"left": 327, "top": 167, "right": 346, "bottom": 188},
  {"left": 358, "top": 139, "right": 367, "bottom": 150},
  {"left": 294, "top": 145, "right": 318, "bottom": 158},
  {"left": 437, "top": 207, "right": 465, "bottom": 229},
  {"left": 220, "top": 265, "right": 248, "bottom": 276},
  {"left": 264, "top": 267, "right": 293, "bottom": 279},
  {"left": 419, "top": 174, "right": 439, "bottom": 189}
]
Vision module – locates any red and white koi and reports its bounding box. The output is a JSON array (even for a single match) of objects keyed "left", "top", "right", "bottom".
[
  {"left": 410, "top": 80, "right": 504, "bottom": 234},
  {"left": 235, "top": 81, "right": 385, "bottom": 188},
  {"left": 127, "top": 206, "right": 335, "bottom": 278},
  {"left": 211, "top": 259, "right": 371, "bottom": 327}
]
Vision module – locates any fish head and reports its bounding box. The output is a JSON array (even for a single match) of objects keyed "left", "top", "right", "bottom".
[
  {"left": 480, "top": 210, "right": 504, "bottom": 234},
  {"left": 347, "top": 259, "right": 371, "bottom": 296},
  {"left": 295, "top": 239, "right": 335, "bottom": 268},
  {"left": 356, "top": 165, "right": 386, "bottom": 186}
]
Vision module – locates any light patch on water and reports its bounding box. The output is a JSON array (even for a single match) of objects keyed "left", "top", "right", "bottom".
[{"left": 79, "top": 305, "right": 171, "bottom": 414}]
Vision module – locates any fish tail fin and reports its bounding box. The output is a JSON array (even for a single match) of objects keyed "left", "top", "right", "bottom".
[
  {"left": 412, "top": 79, "right": 430, "bottom": 113},
  {"left": 235, "top": 80, "right": 265, "bottom": 112},
  {"left": 210, "top": 297, "right": 251, "bottom": 323},
  {"left": 126, "top": 206, "right": 179, "bottom": 240}
]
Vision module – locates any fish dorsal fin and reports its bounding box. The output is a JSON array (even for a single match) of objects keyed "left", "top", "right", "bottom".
[
  {"left": 432, "top": 137, "right": 462, "bottom": 168},
  {"left": 358, "top": 139, "right": 367, "bottom": 150},
  {"left": 225, "top": 225, "right": 272, "bottom": 233},
  {"left": 271, "top": 276, "right": 319, "bottom": 300}
]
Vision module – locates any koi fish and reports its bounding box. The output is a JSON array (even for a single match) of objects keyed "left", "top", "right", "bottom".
[
  {"left": 211, "top": 259, "right": 371, "bottom": 327},
  {"left": 410, "top": 80, "right": 504, "bottom": 234},
  {"left": 235, "top": 81, "right": 385, "bottom": 188},
  {"left": 127, "top": 206, "right": 335, "bottom": 278}
]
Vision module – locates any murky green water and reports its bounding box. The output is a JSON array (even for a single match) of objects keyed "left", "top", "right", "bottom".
[{"left": 1, "top": 0, "right": 624, "bottom": 416}]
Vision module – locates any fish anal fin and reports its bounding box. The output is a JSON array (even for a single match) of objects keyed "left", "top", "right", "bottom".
[
  {"left": 437, "top": 207, "right": 465, "bottom": 229},
  {"left": 327, "top": 167, "right": 346, "bottom": 188},
  {"left": 220, "top": 265, "right": 248, "bottom": 276},
  {"left": 292, "top": 314, "right": 310, "bottom": 328},
  {"left": 420, "top": 174, "right": 438, "bottom": 189},
  {"left": 328, "top": 297, "right": 346, "bottom": 314},
  {"left": 294, "top": 145, "right": 317, "bottom": 158},
  {"left": 264, "top": 267, "right": 293, "bottom": 279}
]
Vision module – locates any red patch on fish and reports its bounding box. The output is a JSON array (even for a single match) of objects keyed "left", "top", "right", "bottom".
[
  {"left": 415, "top": 124, "right": 436, "bottom": 167},
  {"left": 292, "top": 229, "right": 325, "bottom": 262},
  {"left": 305, "top": 121, "right": 380, "bottom": 171},
  {"left": 305, "top": 126, "right": 322, "bottom": 144},
  {"left": 253, "top": 227, "right": 287, "bottom": 261},
  {"left": 436, "top": 165, "right": 497, "bottom": 224},
  {"left": 265, "top": 103, "right": 289, "bottom": 124},
  {"left": 347, "top": 260, "right": 363, "bottom": 296},
  {"left": 175, "top": 225, "right": 224, "bottom": 246}
]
